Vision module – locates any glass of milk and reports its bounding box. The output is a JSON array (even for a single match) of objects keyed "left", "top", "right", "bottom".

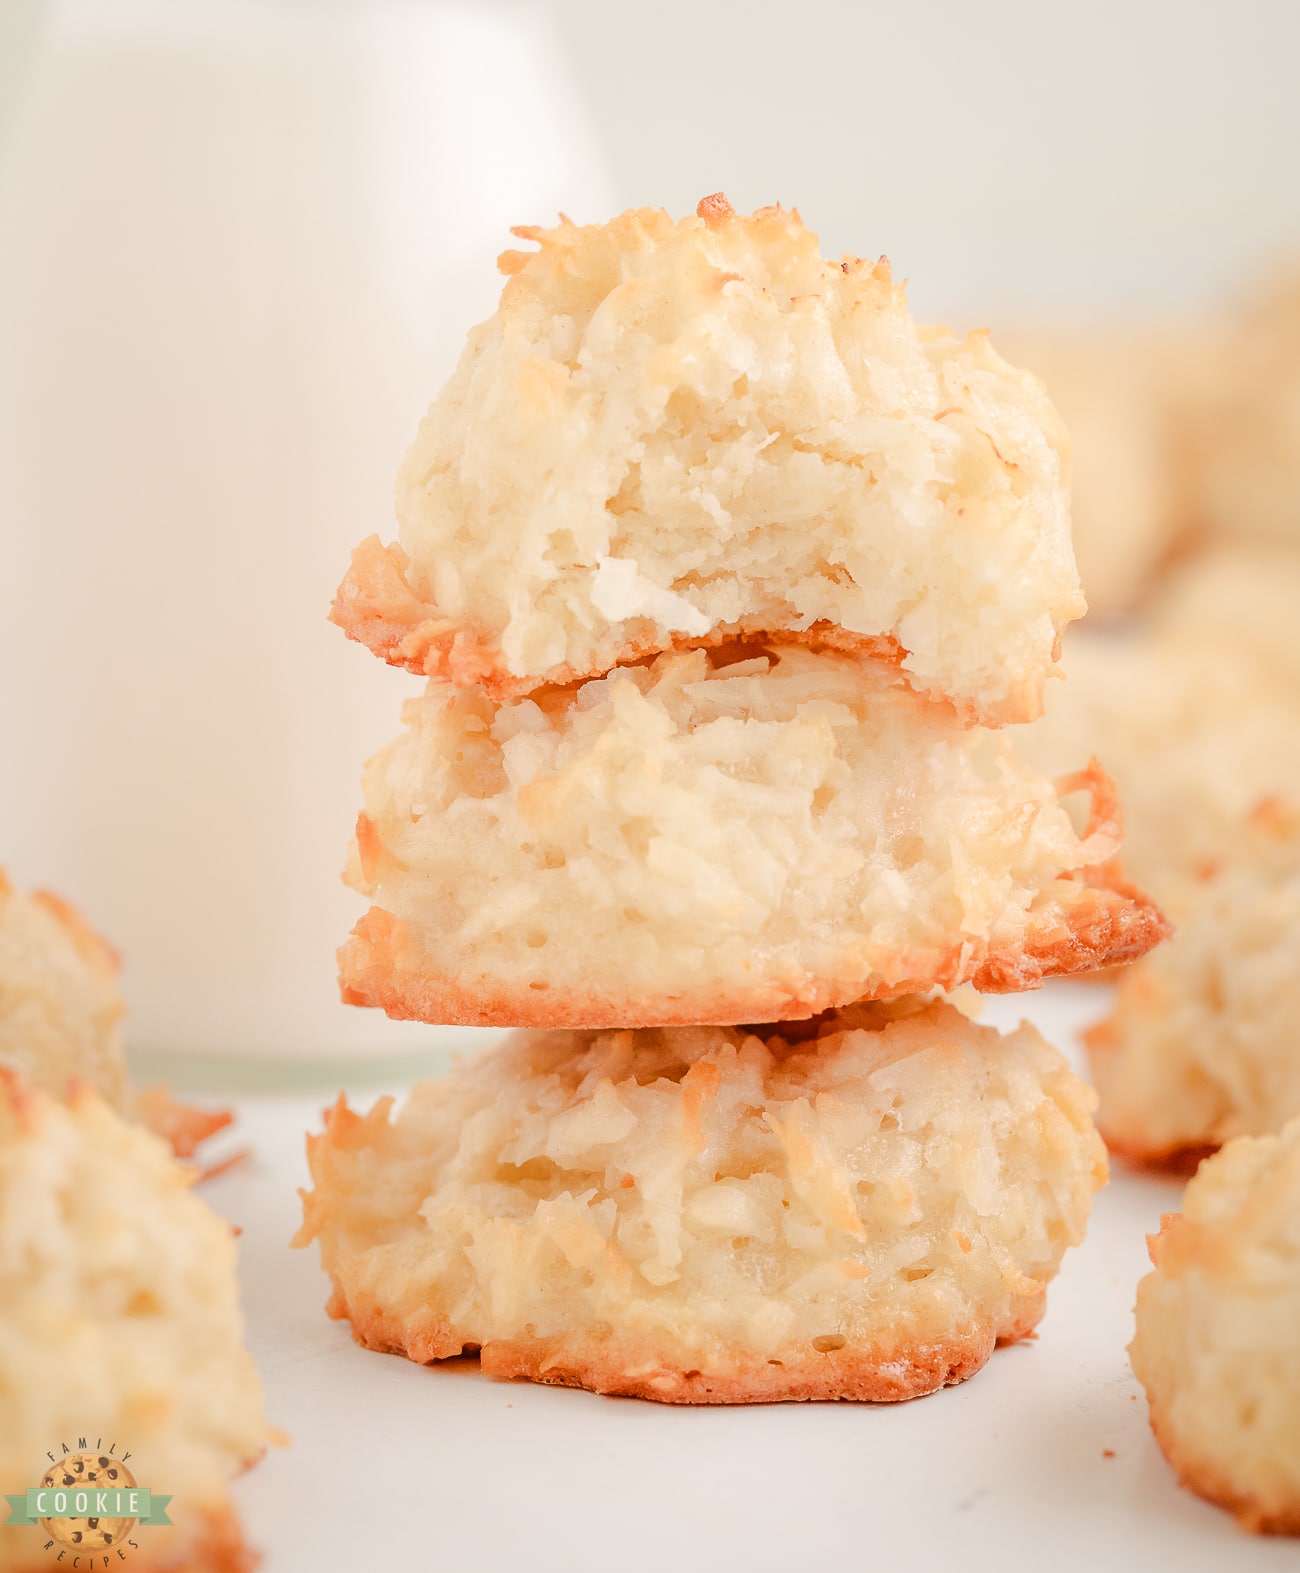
[{"left": 0, "top": 0, "right": 611, "bottom": 1063}]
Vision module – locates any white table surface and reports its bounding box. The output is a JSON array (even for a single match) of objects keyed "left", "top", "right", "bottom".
[{"left": 205, "top": 985, "right": 1298, "bottom": 1571}]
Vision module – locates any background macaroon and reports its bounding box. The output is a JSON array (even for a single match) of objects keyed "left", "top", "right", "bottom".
[
  {"left": 1085, "top": 801, "right": 1300, "bottom": 1167},
  {"left": 0, "top": 871, "right": 233, "bottom": 1164},
  {"left": 0, "top": 870, "right": 127, "bottom": 1112},
  {"left": 1131, "top": 1118, "right": 1300, "bottom": 1534},
  {"left": 0, "top": 1072, "right": 270, "bottom": 1571}
]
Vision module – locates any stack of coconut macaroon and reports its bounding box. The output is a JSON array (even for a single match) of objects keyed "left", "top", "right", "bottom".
[{"left": 297, "top": 195, "right": 1165, "bottom": 1404}]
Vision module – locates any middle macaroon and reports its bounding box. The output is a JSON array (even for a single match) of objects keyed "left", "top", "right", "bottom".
[{"left": 342, "top": 639, "right": 1163, "bottom": 1029}]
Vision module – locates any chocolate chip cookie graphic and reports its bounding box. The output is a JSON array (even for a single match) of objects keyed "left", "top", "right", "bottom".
[{"left": 38, "top": 1453, "right": 137, "bottom": 1551}]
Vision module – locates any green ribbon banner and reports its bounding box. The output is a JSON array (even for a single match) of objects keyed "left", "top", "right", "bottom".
[{"left": 4, "top": 1488, "right": 172, "bottom": 1527}]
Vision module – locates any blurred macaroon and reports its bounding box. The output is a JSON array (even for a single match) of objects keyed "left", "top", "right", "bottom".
[
  {"left": 996, "top": 325, "right": 1208, "bottom": 619},
  {"left": 0, "top": 1072, "right": 270, "bottom": 1571},
  {"left": 1149, "top": 541, "right": 1300, "bottom": 700},
  {"left": 1021, "top": 629, "right": 1300, "bottom": 918},
  {"left": 1132, "top": 1117, "right": 1300, "bottom": 1534},
  {"left": 0, "top": 870, "right": 127, "bottom": 1111},
  {"left": 1086, "top": 800, "right": 1300, "bottom": 1167},
  {"left": 1187, "top": 267, "right": 1300, "bottom": 552},
  {"left": 0, "top": 871, "right": 231, "bottom": 1162}
]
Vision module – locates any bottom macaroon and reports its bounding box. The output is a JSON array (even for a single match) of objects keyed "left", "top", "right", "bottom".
[
  {"left": 1131, "top": 1118, "right": 1300, "bottom": 1535},
  {"left": 296, "top": 998, "right": 1107, "bottom": 1404}
]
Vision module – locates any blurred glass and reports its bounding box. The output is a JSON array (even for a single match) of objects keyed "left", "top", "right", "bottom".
[{"left": 0, "top": 0, "right": 611, "bottom": 1059}]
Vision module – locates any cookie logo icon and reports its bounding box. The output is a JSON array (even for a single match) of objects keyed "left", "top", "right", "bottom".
[
  {"left": 38, "top": 1453, "right": 137, "bottom": 1552},
  {"left": 3, "top": 1440, "right": 171, "bottom": 1562}
]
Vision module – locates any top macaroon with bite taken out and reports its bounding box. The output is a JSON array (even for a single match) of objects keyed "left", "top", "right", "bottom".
[{"left": 334, "top": 195, "right": 1083, "bottom": 726}]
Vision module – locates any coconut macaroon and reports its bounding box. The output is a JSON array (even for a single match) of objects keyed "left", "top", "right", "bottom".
[
  {"left": 297, "top": 998, "right": 1106, "bottom": 1404},
  {"left": 0, "top": 870, "right": 127, "bottom": 1111},
  {"left": 0, "top": 1073, "right": 269, "bottom": 1571},
  {"left": 1151, "top": 543, "right": 1300, "bottom": 701},
  {"left": 1131, "top": 1118, "right": 1300, "bottom": 1535},
  {"left": 1085, "top": 802, "right": 1300, "bottom": 1167},
  {"left": 993, "top": 326, "right": 1199, "bottom": 618},
  {"left": 1188, "top": 269, "right": 1300, "bottom": 549},
  {"left": 0, "top": 872, "right": 232, "bottom": 1162},
  {"left": 1020, "top": 628, "right": 1300, "bottom": 916},
  {"left": 333, "top": 195, "right": 1082, "bottom": 726},
  {"left": 341, "top": 643, "right": 1164, "bottom": 1029}
]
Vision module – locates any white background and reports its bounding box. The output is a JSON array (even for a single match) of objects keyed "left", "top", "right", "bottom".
[{"left": 549, "top": 0, "right": 1300, "bottom": 324}]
